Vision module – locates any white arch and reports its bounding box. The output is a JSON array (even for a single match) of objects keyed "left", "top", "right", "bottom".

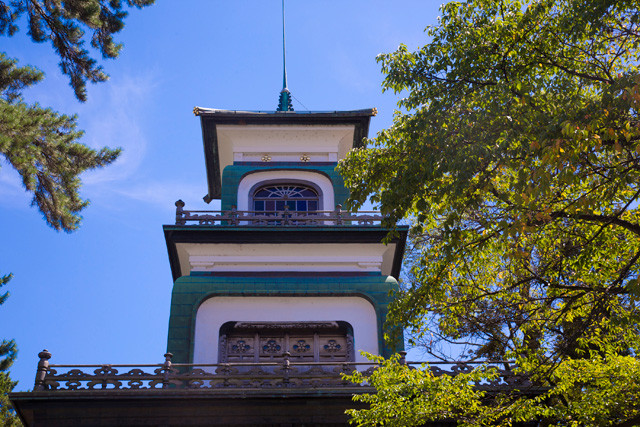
[
  {"left": 193, "top": 296, "right": 380, "bottom": 364},
  {"left": 236, "top": 170, "right": 335, "bottom": 211}
]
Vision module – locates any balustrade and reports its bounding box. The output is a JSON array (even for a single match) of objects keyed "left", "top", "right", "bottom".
[
  {"left": 174, "top": 200, "right": 384, "bottom": 226},
  {"left": 31, "top": 350, "right": 532, "bottom": 392}
]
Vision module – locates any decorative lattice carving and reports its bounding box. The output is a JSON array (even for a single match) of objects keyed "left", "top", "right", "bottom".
[
  {"left": 262, "top": 339, "right": 282, "bottom": 354},
  {"left": 230, "top": 340, "right": 251, "bottom": 354},
  {"left": 323, "top": 340, "right": 341, "bottom": 353},
  {"left": 292, "top": 340, "right": 310, "bottom": 353},
  {"left": 346, "top": 335, "right": 354, "bottom": 362}
]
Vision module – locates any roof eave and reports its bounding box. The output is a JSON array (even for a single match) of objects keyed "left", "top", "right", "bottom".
[
  {"left": 196, "top": 109, "right": 375, "bottom": 202},
  {"left": 163, "top": 225, "right": 408, "bottom": 282}
]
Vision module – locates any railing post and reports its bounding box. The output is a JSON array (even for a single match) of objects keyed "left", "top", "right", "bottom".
[
  {"left": 222, "top": 364, "right": 231, "bottom": 387},
  {"left": 34, "top": 349, "right": 52, "bottom": 391},
  {"left": 230, "top": 205, "right": 238, "bottom": 226},
  {"left": 100, "top": 364, "right": 111, "bottom": 389},
  {"left": 399, "top": 351, "right": 407, "bottom": 366},
  {"left": 282, "top": 351, "right": 291, "bottom": 387},
  {"left": 175, "top": 200, "right": 186, "bottom": 225},
  {"left": 335, "top": 204, "right": 343, "bottom": 225},
  {"left": 283, "top": 205, "right": 291, "bottom": 225},
  {"left": 162, "top": 352, "right": 173, "bottom": 389},
  {"left": 341, "top": 362, "right": 353, "bottom": 386}
]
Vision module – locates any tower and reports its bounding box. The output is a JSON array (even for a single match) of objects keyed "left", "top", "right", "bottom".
[
  {"left": 9, "top": 106, "right": 409, "bottom": 427},
  {"left": 164, "top": 107, "right": 408, "bottom": 367},
  {"left": 161, "top": 0, "right": 407, "bottom": 369},
  {"left": 9, "top": 10, "right": 411, "bottom": 419}
]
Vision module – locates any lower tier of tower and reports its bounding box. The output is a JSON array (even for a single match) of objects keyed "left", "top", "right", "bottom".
[{"left": 167, "top": 273, "right": 403, "bottom": 364}]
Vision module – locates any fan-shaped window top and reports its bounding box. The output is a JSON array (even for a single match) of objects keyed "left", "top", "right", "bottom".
[{"left": 253, "top": 185, "right": 319, "bottom": 212}]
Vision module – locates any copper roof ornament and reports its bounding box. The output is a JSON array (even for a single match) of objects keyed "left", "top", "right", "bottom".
[{"left": 277, "top": 0, "right": 294, "bottom": 112}]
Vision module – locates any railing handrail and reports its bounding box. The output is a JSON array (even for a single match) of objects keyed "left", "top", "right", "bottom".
[
  {"left": 173, "top": 200, "right": 386, "bottom": 226},
  {"left": 32, "top": 350, "right": 532, "bottom": 393},
  {"left": 47, "top": 360, "right": 514, "bottom": 369}
]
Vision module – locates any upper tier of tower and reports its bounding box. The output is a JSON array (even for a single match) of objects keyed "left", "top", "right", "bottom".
[{"left": 193, "top": 108, "right": 376, "bottom": 202}]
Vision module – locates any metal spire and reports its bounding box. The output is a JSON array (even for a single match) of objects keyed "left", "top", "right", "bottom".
[
  {"left": 277, "top": 0, "right": 294, "bottom": 112},
  {"left": 281, "top": 0, "right": 288, "bottom": 91}
]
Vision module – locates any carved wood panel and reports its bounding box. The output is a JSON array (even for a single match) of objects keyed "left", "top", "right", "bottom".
[{"left": 219, "top": 322, "right": 354, "bottom": 363}]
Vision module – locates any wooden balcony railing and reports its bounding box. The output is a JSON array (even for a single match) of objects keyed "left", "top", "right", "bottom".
[
  {"left": 174, "top": 200, "right": 385, "bottom": 226},
  {"left": 32, "top": 350, "right": 533, "bottom": 392}
]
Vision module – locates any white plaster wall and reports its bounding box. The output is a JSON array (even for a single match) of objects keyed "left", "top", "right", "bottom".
[
  {"left": 181, "top": 243, "right": 389, "bottom": 273},
  {"left": 175, "top": 242, "right": 398, "bottom": 277},
  {"left": 236, "top": 170, "right": 335, "bottom": 211},
  {"left": 193, "top": 296, "right": 379, "bottom": 364},
  {"left": 217, "top": 125, "right": 355, "bottom": 172}
]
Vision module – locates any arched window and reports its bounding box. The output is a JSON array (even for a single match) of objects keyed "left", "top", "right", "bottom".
[{"left": 252, "top": 185, "right": 319, "bottom": 212}]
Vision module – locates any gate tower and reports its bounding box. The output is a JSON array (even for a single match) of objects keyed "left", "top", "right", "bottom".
[{"left": 164, "top": 106, "right": 408, "bottom": 366}]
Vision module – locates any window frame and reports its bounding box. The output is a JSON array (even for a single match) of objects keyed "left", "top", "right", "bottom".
[
  {"left": 252, "top": 184, "right": 320, "bottom": 213},
  {"left": 247, "top": 180, "right": 324, "bottom": 212}
]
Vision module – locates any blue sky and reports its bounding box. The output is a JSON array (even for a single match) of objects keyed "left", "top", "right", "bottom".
[{"left": 0, "top": 1, "right": 442, "bottom": 391}]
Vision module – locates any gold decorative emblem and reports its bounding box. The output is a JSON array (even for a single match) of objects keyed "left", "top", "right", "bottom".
[
  {"left": 261, "top": 155, "right": 272, "bottom": 162},
  {"left": 300, "top": 154, "right": 310, "bottom": 162}
]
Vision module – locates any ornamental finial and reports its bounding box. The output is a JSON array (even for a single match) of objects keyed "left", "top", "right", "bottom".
[{"left": 277, "top": 0, "right": 294, "bottom": 112}]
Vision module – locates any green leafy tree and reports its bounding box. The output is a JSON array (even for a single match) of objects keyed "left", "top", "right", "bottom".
[{"left": 340, "top": 0, "right": 640, "bottom": 425}]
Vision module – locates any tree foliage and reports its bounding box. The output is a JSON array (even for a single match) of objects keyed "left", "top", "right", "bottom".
[
  {"left": 0, "top": 0, "right": 154, "bottom": 102},
  {"left": 340, "top": 0, "right": 640, "bottom": 425},
  {"left": 346, "top": 354, "right": 488, "bottom": 426},
  {"left": 0, "top": 2, "right": 153, "bottom": 424},
  {"left": 0, "top": 53, "right": 120, "bottom": 231},
  {"left": 0, "top": 372, "right": 20, "bottom": 427},
  {"left": 0, "top": 0, "right": 154, "bottom": 232},
  {"left": 0, "top": 274, "right": 20, "bottom": 426}
]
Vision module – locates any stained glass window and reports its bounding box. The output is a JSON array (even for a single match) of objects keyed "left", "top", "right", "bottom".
[{"left": 253, "top": 185, "right": 319, "bottom": 212}]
